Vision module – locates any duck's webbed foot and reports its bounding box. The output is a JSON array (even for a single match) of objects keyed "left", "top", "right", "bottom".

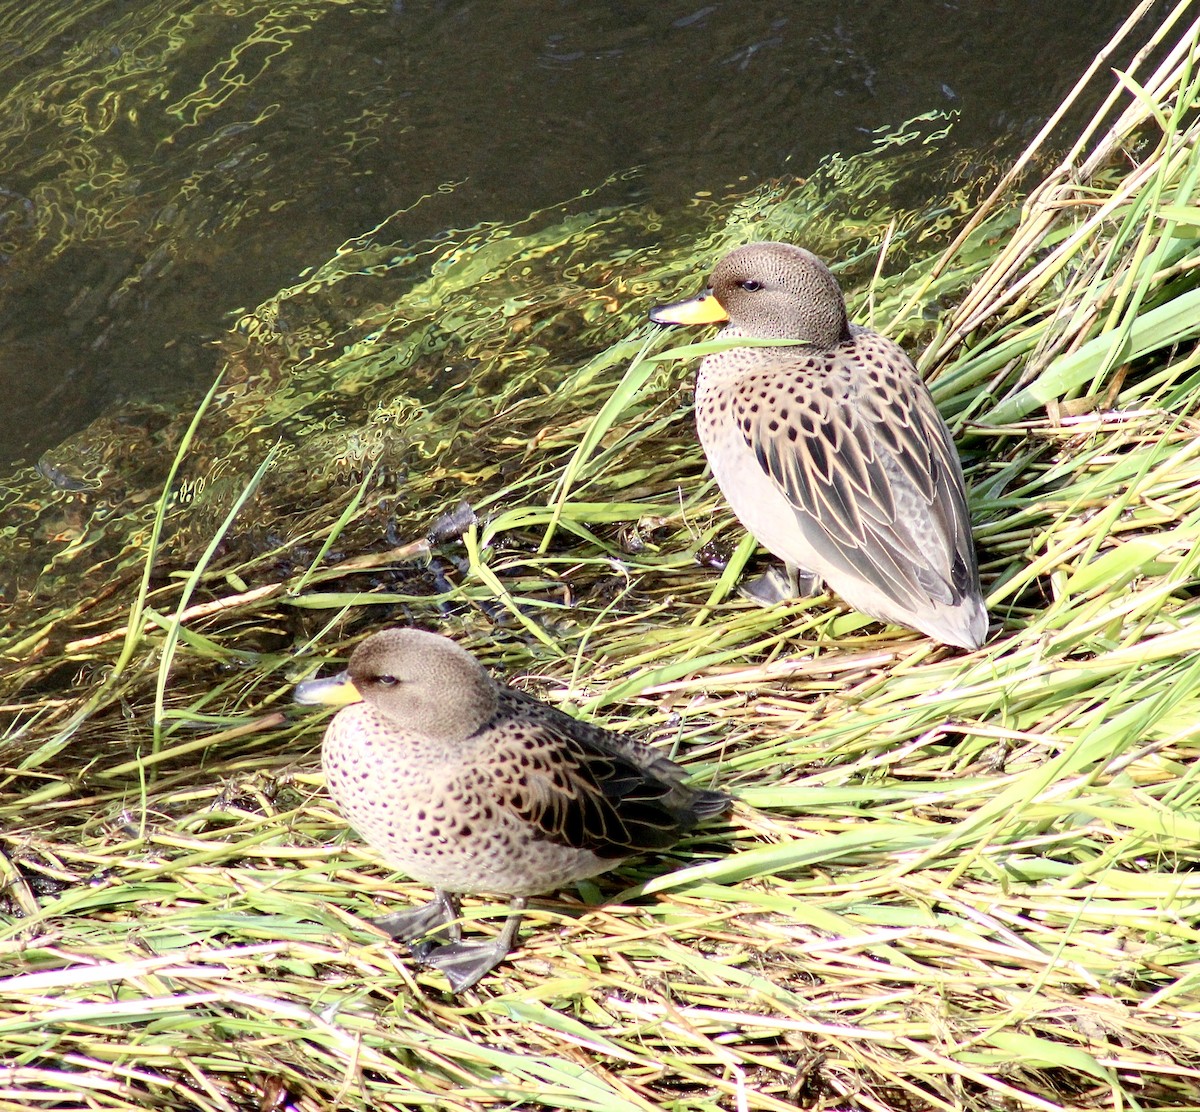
[
  {"left": 373, "top": 889, "right": 462, "bottom": 944},
  {"left": 739, "top": 563, "right": 823, "bottom": 605},
  {"left": 410, "top": 898, "right": 527, "bottom": 993}
]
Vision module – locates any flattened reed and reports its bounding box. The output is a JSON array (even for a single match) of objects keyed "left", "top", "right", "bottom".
[{"left": 3, "top": 5, "right": 1200, "bottom": 1109}]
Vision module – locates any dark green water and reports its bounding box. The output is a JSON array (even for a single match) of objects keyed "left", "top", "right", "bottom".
[{"left": 0, "top": 0, "right": 1148, "bottom": 467}]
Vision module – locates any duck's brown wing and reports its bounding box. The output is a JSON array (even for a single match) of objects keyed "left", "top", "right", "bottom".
[
  {"left": 737, "top": 334, "right": 979, "bottom": 611},
  {"left": 482, "top": 690, "right": 729, "bottom": 858}
]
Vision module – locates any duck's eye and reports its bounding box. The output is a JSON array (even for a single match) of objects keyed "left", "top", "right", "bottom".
[
  {"left": 375, "top": 674, "right": 400, "bottom": 686},
  {"left": 740, "top": 279, "right": 763, "bottom": 292}
]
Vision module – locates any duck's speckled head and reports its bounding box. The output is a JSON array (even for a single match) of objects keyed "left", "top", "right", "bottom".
[
  {"left": 296, "top": 628, "right": 498, "bottom": 742},
  {"left": 708, "top": 242, "right": 851, "bottom": 346},
  {"left": 651, "top": 241, "right": 851, "bottom": 349}
]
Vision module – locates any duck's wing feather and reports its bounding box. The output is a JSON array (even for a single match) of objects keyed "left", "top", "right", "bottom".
[
  {"left": 736, "top": 333, "right": 979, "bottom": 609},
  {"left": 481, "top": 689, "right": 729, "bottom": 857}
]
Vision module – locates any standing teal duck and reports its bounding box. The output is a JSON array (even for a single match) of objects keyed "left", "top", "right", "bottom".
[
  {"left": 296, "top": 627, "right": 730, "bottom": 991},
  {"left": 651, "top": 242, "right": 987, "bottom": 650}
]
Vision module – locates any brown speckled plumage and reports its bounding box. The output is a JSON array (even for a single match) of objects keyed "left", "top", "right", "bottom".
[
  {"left": 295, "top": 627, "right": 729, "bottom": 990},
  {"left": 650, "top": 241, "right": 987, "bottom": 650}
]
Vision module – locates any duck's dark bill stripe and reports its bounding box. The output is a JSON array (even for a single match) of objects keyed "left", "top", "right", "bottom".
[
  {"left": 294, "top": 670, "right": 365, "bottom": 707},
  {"left": 649, "top": 289, "right": 730, "bottom": 326}
]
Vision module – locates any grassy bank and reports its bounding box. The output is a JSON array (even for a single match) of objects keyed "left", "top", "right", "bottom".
[{"left": 2, "top": 4, "right": 1200, "bottom": 1110}]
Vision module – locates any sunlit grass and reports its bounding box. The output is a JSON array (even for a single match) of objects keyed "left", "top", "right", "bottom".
[{"left": 2, "top": 6, "right": 1200, "bottom": 1111}]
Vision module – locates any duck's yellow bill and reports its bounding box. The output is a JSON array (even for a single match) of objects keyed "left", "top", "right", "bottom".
[
  {"left": 294, "top": 670, "right": 364, "bottom": 707},
  {"left": 649, "top": 289, "right": 729, "bottom": 326}
]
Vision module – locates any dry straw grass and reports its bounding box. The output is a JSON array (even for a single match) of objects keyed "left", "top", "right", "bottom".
[{"left": 3, "top": 3, "right": 1200, "bottom": 1110}]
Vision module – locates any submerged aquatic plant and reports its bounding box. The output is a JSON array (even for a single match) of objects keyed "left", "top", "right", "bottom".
[{"left": 3, "top": 4, "right": 1200, "bottom": 1110}]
